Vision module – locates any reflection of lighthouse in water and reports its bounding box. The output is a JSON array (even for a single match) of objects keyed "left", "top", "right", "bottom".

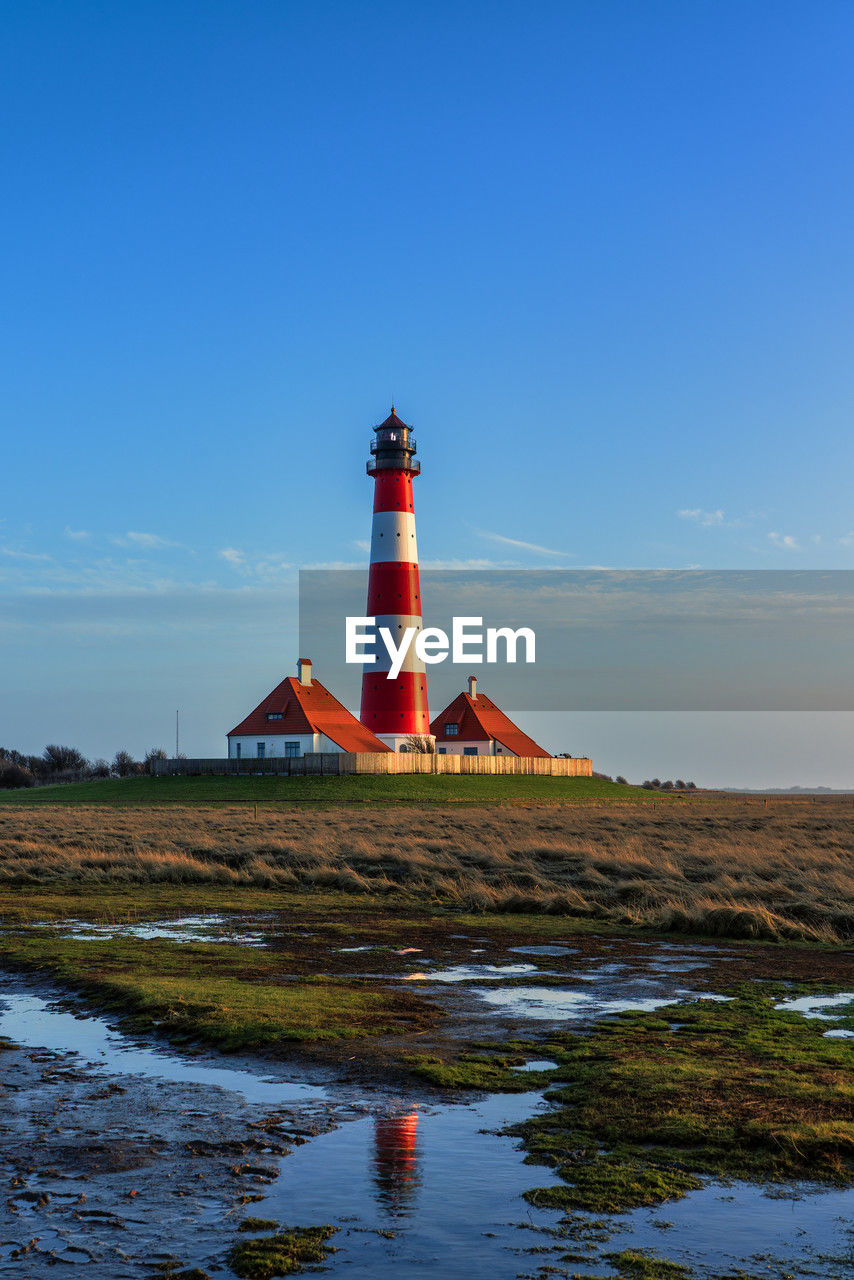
[{"left": 372, "top": 1110, "right": 420, "bottom": 1215}]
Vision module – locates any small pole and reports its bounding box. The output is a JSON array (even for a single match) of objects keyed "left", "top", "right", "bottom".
[{"left": 176, "top": 709, "right": 179, "bottom": 758}]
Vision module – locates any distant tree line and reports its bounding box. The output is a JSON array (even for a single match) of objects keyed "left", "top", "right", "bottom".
[
  {"left": 593, "top": 770, "right": 697, "bottom": 790},
  {"left": 641, "top": 778, "right": 697, "bottom": 791},
  {"left": 0, "top": 746, "right": 168, "bottom": 790}
]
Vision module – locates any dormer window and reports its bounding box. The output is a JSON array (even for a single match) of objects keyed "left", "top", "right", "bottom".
[
  {"left": 266, "top": 712, "right": 283, "bottom": 720},
  {"left": 445, "top": 723, "right": 459, "bottom": 736}
]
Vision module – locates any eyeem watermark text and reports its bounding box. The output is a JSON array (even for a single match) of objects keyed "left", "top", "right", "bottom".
[{"left": 346, "top": 616, "right": 536, "bottom": 679}]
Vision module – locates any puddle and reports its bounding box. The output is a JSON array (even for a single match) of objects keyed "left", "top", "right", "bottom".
[
  {"left": 582, "top": 1180, "right": 854, "bottom": 1280},
  {"left": 41, "top": 914, "right": 269, "bottom": 948},
  {"left": 512, "top": 1058, "right": 558, "bottom": 1072},
  {"left": 473, "top": 987, "right": 732, "bottom": 1022},
  {"left": 401, "top": 963, "right": 545, "bottom": 984},
  {"left": 776, "top": 991, "right": 854, "bottom": 1018},
  {"left": 396, "top": 948, "right": 738, "bottom": 1026},
  {"left": 0, "top": 992, "right": 327, "bottom": 1105},
  {"left": 251, "top": 1091, "right": 564, "bottom": 1278},
  {"left": 508, "top": 944, "right": 578, "bottom": 957},
  {"left": 473, "top": 986, "right": 679, "bottom": 1020},
  {"left": 574, "top": 961, "right": 628, "bottom": 979}
]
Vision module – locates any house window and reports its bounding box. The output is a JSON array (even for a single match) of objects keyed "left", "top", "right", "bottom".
[
  {"left": 285, "top": 742, "right": 300, "bottom": 757},
  {"left": 235, "top": 743, "right": 241, "bottom": 760},
  {"left": 437, "top": 747, "right": 446, "bottom": 755},
  {"left": 464, "top": 747, "right": 478, "bottom": 756},
  {"left": 257, "top": 742, "right": 265, "bottom": 758},
  {"left": 266, "top": 712, "right": 282, "bottom": 721},
  {"left": 445, "top": 723, "right": 459, "bottom": 736}
]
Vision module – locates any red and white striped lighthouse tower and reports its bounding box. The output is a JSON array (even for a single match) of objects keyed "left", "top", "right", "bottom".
[{"left": 360, "top": 407, "right": 431, "bottom": 749}]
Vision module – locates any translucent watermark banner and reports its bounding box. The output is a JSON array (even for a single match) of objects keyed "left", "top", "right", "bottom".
[{"left": 299, "top": 569, "right": 854, "bottom": 712}]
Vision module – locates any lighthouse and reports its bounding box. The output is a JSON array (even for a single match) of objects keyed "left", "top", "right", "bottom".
[{"left": 360, "top": 407, "right": 431, "bottom": 749}]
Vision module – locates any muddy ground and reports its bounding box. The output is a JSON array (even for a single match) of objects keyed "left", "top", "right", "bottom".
[{"left": 1, "top": 913, "right": 853, "bottom": 1278}]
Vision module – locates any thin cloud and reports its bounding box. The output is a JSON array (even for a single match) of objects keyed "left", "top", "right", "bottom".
[
  {"left": 1, "top": 546, "right": 53, "bottom": 562},
  {"left": 63, "top": 526, "right": 91, "bottom": 541},
  {"left": 219, "top": 547, "right": 292, "bottom": 579},
  {"left": 421, "top": 557, "right": 517, "bottom": 570},
  {"left": 476, "top": 529, "right": 574, "bottom": 558},
  {"left": 838, "top": 532, "right": 854, "bottom": 548},
  {"left": 219, "top": 547, "right": 246, "bottom": 569},
  {"left": 352, "top": 539, "right": 371, "bottom": 553},
  {"left": 678, "top": 508, "right": 726, "bottom": 527},
  {"left": 111, "top": 531, "right": 182, "bottom": 550},
  {"left": 768, "top": 531, "right": 801, "bottom": 551}
]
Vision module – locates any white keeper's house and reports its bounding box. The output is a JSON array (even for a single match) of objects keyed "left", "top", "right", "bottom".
[
  {"left": 430, "top": 676, "right": 550, "bottom": 757},
  {"left": 227, "top": 659, "right": 390, "bottom": 760}
]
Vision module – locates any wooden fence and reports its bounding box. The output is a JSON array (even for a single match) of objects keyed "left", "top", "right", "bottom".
[{"left": 153, "top": 753, "right": 593, "bottom": 777}]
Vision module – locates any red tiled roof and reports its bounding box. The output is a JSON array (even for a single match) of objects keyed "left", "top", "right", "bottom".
[
  {"left": 228, "top": 677, "right": 391, "bottom": 753},
  {"left": 429, "top": 690, "right": 550, "bottom": 757}
]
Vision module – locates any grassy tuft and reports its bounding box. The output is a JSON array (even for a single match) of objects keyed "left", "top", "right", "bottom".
[
  {"left": 408, "top": 1050, "right": 549, "bottom": 1091},
  {"left": 227, "top": 1225, "right": 336, "bottom": 1279},
  {"left": 603, "top": 1251, "right": 691, "bottom": 1279}
]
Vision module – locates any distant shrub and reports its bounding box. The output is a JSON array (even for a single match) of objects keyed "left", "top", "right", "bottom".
[
  {"left": 112, "top": 750, "right": 142, "bottom": 778},
  {"left": 615, "top": 776, "right": 628, "bottom": 785},
  {"left": 144, "top": 748, "right": 168, "bottom": 775},
  {"left": 43, "top": 744, "right": 88, "bottom": 774},
  {"left": 0, "top": 762, "right": 34, "bottom": 789}
]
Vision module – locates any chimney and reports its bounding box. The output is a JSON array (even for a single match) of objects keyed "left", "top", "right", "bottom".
[
  {"left": 297, "top": 657, "right": 312, "bottom": 686},
  {"left": 467, "top": 675, "right": 477, "bottom": 701}
]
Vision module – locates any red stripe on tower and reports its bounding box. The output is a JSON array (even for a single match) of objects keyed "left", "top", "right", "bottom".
[{"left": 360, "top": 407, "right": 431, "bottom": 747}]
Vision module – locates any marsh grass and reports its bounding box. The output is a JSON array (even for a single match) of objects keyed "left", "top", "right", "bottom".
[
  {"left": 0, "top": 932, "right": 432, "bottom": 1047},
  {"left": 517, "top": 990, "right": 854, "bottom": 1213},
  {"left": 1, "top": 799, "right": 852, "bottom": 942}
]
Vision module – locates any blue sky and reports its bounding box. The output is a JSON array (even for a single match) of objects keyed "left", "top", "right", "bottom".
[{"left": 2, "top": 1, "right": 853, "bottom": 782}]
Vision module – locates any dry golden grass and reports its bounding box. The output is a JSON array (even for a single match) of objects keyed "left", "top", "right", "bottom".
[{"left": 1, "top": 799, "right": 852, "bottom": 943}]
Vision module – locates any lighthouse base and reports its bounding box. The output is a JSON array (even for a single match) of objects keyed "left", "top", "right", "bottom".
[{"left": 376, "top": 733, "right": 436, "bottom": 754}]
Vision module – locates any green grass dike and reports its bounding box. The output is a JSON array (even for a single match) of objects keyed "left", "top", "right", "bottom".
[
  {"left": 0, "top": 931, "right": 434, "bottom": 1048},
  {"left": 0, "top": 772, "right": 658, "bottom": 807}
]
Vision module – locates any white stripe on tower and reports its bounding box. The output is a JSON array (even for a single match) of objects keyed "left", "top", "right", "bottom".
[{"left": 369, "top": 511, "right": 419, "bottom": 562}]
